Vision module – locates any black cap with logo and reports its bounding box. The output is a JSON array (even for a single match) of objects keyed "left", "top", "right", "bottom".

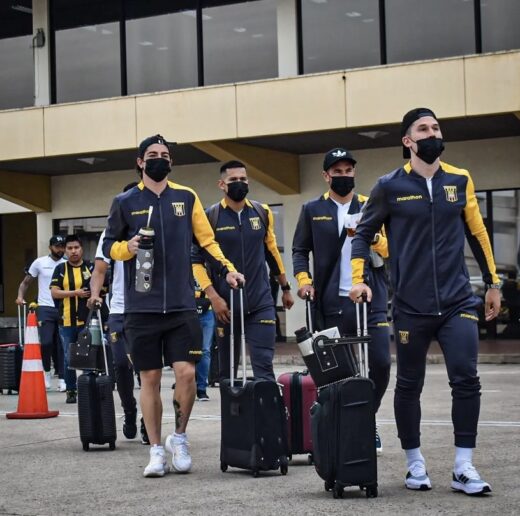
[
  {"left": 323, "top": 148, "right": 357, "bottom": 171},
  {"left": 138, "top": 134, "right": 173, "bottom": 158},
  {"left": 49, "top": 235, "right": 66, "bottom": 246},
  {"left": 400, "top": 108, "right": 438, "bottom": 158}
]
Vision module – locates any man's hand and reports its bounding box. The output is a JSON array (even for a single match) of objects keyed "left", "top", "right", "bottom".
[
  {"left": 76, "top": 288, "right": 91, "bottom": 298},
  {"left": 226, "top": 271, "right": 245, "bottom": 289},
  {"left": 484, "top": 288, "right": 501, "bottom": 321},
  {"left": 211, "top": 295, "right": 230, "bottom": 324},
  {"left": 349, "top": 283, "right": 372, "bottom": 303},
  {"left": 87, "top": 296, "right": 103, "bottom": 310},
  {"left": 281, "top": 291, "right": 294, "bottom": 310},
  {"left": 297, "top": 284, "right": 315, "bottom": 301},
  {"left": 15, "top": 297, "right": 26, "bottom": 306},
  {"left": 127, "top": 235, "right": 141, "bottom": 256}
]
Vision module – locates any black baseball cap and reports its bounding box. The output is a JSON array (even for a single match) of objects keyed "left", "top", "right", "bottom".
[
  {"left": 49, "top": 235, "right": 65, "bottom": 246},
  {"left": 401, "top": 108, "right": 438, "bottom": 158},
  {"left": 323, "top": 148, "right": 357, "bottom": 171},
  {"left": 137, "top": 134, "right": 173, "bottom": 158}
]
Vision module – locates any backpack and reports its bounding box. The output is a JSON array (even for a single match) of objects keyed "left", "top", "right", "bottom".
[{"left": 206, "top": 200, "right": 269, "bottom": 231}]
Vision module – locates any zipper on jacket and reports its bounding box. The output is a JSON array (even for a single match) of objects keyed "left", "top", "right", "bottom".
[
  {"left": 428, "top": 183, "right": 442, "bottom": 315},
  {"left": 237, "top": 210, "right": 250, "bottom": 314},
  {"left": 158, "top": 199, "right": 167, "bottom": 313}
]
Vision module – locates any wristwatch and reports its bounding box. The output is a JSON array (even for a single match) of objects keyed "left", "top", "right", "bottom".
[
  {"left": 281, "top": 282, "right": 291, "bottom": 292},
  {"left": 487, "top": 281, "right": 502, "bottom": 289}
]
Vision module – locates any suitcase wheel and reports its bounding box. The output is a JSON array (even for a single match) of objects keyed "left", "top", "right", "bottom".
[
  {"left": 324, "top": 480, "right": 334, "bottom": 492},
  {"left": 332, "top": 485, "right": 343, "bottom": 499},
  {"left": 287, "top": 454, "right": 292, "bottom": 462},
  {"left": 82, "top": 441, "right": 89, "bottom": 452},
  {"left": 109, "top": 441, "right": 116, "bottom": 451},
  {"left": 280, "top": 464, "right": 288, "bottom": 476},
  {"left": 220, "top": 462, "right": 228, "bottom": 473},
  {"left": 307, "top": 453, "right": 314, "bottom": 465},
  {"left": 365, "top": 485, "right": 378, "bottom": 498}
]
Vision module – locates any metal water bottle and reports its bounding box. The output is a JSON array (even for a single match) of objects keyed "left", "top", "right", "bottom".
[
  {"left": 89, "top": 317, "right": 102, "bottom": 346},
  {"left": 135, "top": 226, "right": 155, "bottom": 293}
]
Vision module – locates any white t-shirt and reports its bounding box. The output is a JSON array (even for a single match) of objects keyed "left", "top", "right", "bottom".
[
  {"left": 331, "top": 199, "right": 353, "bottom": 297},
  {"left": 95, "top": 230, "right": 124, "bottom": 315},
  {"left": 28, "top": 255, "right": 66, "bottom": 307}
]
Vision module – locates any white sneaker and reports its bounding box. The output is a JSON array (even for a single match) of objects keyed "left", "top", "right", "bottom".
[
  {"left": 57, "top": 379, "right": 66, "bottom": 392},
  {"left": 165, "top": 433, "right": 192, "bottom": 473},
  {"left": 405, "top": 460, "right": 432, "bottom": 490},
  {"left": 452, "top": 464, "right": 492, "bottom": 495},
  {"left": 143, "top": 445, "right": 170, "bottom": 478},
  {"left": 44, "top": 371, "right": 52, "bottom": 390}
]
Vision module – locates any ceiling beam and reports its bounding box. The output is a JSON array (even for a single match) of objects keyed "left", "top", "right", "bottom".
[
  {"left": 0, "top": 170, "right": 51, "bottom": 212},
  {"left": 191, "top": 141, "right": 300, "bottom": 195}
]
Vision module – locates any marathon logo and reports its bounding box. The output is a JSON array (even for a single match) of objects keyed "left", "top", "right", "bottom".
[
  {"left": 376, "top": 322, "right": 390, "bottom": 327},
  {"left": 188, "top": 350, "right": 202, "bottom": 355},
  {"left": 396, "top": 195, "right": 423, "bottom": 202},
  {"left": 460, "top": 313, "right": 479, "bottom": 321},
  {"left": 312, "top": 216, "right": 333, "bottom": 221},
  {"left": 249, "top": 217, "right": 261, "bottom": 231},
  {"left": 259, "top": 319, "right": 276, "bottom": 325},
  {"left": 172, "top": 202, "right": 185, "bottom": 217},
  {"left": 131, "top": 209, "right": 150, "bottom": 216},
  {"left": 398, "top": 330, "right": 409, "bottom": 344},
  {"left": 444, "top": 185, "right": 458, "bottom": 203},
  {"left": 216, "top": 226, "right": 236, "bottom": 232}
]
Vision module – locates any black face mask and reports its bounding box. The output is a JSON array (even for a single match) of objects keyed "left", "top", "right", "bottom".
[
  {"left": 330, "top": 176, "right": 355, "bottom": 197},
  {"left": 413, "top": 137, "right": 444, "bottom": 164},
  {"left": 227, "top": 181, "right": 249, "bottom": 202},
  {"left": 144, "top": 158, "right": 171, "bottom": 182}
]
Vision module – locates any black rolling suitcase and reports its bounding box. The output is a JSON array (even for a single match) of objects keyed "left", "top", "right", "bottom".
[
  {"left": 311, "top": 302, "right": 378, "bottom": 499},
  {"left": 220, "top": 286, "right": 289, "bottom": 477},
  {"left": 77, "top": 308, "right": 117, "bottom": 451},
  {"left": 0, "top": 305, "right": 25, "bottom": 394}
]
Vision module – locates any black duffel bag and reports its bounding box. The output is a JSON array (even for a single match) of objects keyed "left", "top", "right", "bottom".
[{"left": 69, "top": 308, "right": 104, "bottom": 371}]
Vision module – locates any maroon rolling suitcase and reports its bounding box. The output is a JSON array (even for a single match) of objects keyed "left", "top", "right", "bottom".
[{"left": 278, "top": 370, "right": 317, "bottom": 462}]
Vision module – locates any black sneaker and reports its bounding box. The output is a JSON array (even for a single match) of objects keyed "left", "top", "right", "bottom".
[
  {"left": 140, "top": 417, "right": 150, "bottom": 445},
  {"left": 375, "top": 426, "right": 383, "bottom": 456},
  {"left": 197, "top": 390, "right": 210, "bottom": 401},
  {"left": 66, "top": 390, "right": 77, "bottom": 404},
  {"left": 123, "top": 409, "right": 137, "bottom": 439}
]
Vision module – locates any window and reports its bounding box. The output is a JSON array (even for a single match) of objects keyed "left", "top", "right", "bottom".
[
  {"left": 481, "top": 0, "right": 520, "bottom": 53},
  {"left": 386, "top": 0, "right": 475, "bottom": 64},
  {"left": 56, "top": 216, "right": 106, "bottom": 262},
  {"left": 0, "top": 2, "right": 34, "bottom": 110},
  {"left": 126, "top": 6, "right": 198, "bottom": 95},
  {"left": 53, "top": 0, "right": 121, "bottom": 103},
  {"left": 301, "top": 0, "right": 380, "bottom": 73},
  {"left": 202, "top": 0, "right": 278, "bottom": 86}
]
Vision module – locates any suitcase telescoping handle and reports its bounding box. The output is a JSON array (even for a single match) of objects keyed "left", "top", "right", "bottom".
[
  {"left": 17, "top": 303, "right": 27, "bottom": 346},
  {"left": 305, "top": 292, "right": 313, "bottom": 334},
  {"left": 355, "top": 300, "right": 369, "bottom": 378},
  {"left": 229, "top": 282, "right": 247, "bottom": 388},
  {"left": 94, "top": 304, "right": 110, "bottom": 377}
]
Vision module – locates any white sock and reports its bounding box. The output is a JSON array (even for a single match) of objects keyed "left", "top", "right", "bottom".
[
  {"left": 151, "top": 444, "right": 164, "bottom": 453},
  {"left": 405, "top": 448, "right": 425, "bottom": 468},
  {"left": 454, "top": 447, "right": 473, "bottom": 473},
  {"left": 174, "top": 432, "right": 186, "bottom": 441}
]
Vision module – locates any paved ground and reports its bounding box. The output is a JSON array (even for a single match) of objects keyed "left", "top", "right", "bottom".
[{"left": 1, "top": 363, "right": 519, "bottom": 516}]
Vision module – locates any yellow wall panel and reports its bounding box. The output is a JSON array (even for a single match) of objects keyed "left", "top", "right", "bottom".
[
  {"left": 136, "top": 86, "right": 237, "bottom": 143},
  {"left": 346, "top": 59, "right": 466, "bottom": 127},
  {"left": 236, "top": 73, "right": 346, "bottom": 137},
  {"left": 44, "top": 97, "right": 137, "bottom": 156},
  {"left": 0, "top": 108, "right": 44, "bottom": 161},
  {"left": 465, "top": 52, "right": 520, "bottom": 115}
]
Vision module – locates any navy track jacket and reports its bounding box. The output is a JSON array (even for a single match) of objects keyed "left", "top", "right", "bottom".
[{"left": 351, "top": 161, "right": 499, "bottom": 316}]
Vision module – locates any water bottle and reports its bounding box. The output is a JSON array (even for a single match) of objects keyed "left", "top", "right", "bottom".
[
  {"left": 295, "top": 327, "right": 314, "bottom": 357},
  {"left": 89, "top": 317, "right": 102, "bottom": 346},
  {"left": 135, "top": 227, "right": 155, "bottom": 293}
]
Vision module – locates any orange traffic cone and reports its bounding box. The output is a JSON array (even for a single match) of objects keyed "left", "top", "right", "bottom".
[{"left": 6, "top": 311, "right": 59, "bottom": 419}]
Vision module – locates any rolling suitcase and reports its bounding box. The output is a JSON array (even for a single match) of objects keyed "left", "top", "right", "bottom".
[
  {"left": 0, "top": 305, "right": 25, "bottom": 394},
  {"left": 77, "top": 308, "right": 117, "bottom": 451},
  {"left": 311, "top": 302, "right": 378, "bottom": 499},
  {"left": 220, "top": 285, "right": 289, "bottom": 477},
  {"left": 278, "top": 370, "right": 316, "bottom": 463}
]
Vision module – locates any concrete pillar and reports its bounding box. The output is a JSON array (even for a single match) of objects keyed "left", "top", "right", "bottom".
[
  {"left": 32, "top": 0, "right": 51, "bottom": 106},
  {"left": 277, "top": 0, "right": 298, "bottom": 78},
  {"left": 36, "top": 213, "right": 54, "bottom": 256}
]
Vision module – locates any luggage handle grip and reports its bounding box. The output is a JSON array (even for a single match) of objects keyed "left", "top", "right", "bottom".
[
  {"left": 93, "top": 303, "right": 110, "bottom": 377},
  {"left": 229, "top": 284, "right": 247, "bottom": 388},
  {"left": 17, "top": 303, "right": 27, "bottom": 347}
]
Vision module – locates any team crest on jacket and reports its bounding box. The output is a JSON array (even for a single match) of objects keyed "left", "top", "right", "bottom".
[
  {"left": 399, "top": 330, "right": 409, "bottom": 344},
  {"left": 249, "top": 217, "right": 261, "bottom": 230},
  {"left": 443, "top": 186, "right": 458, "bottom": 203},
  {"left": 172, "top": 202, "right": 185, "bottom": 216}
]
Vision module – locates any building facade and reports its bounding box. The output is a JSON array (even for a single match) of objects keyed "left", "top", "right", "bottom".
[{"left": 0, "top": 0, "right": 519, "bottom": 338}]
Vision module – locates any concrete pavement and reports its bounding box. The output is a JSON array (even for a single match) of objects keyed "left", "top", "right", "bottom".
[{"left": 1, "top": 364, "right": 519, "bottom": 515}]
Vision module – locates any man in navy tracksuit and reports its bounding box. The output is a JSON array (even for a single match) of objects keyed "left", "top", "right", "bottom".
[
  {"left": 192, "top": 160, "right": 294, "bottom": 382},
  {"left": 350, "top": 108, "right": 501, "bottom": 495},
  {"left": 292, "top": 148, "right": 391, "bottom": 455}
]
